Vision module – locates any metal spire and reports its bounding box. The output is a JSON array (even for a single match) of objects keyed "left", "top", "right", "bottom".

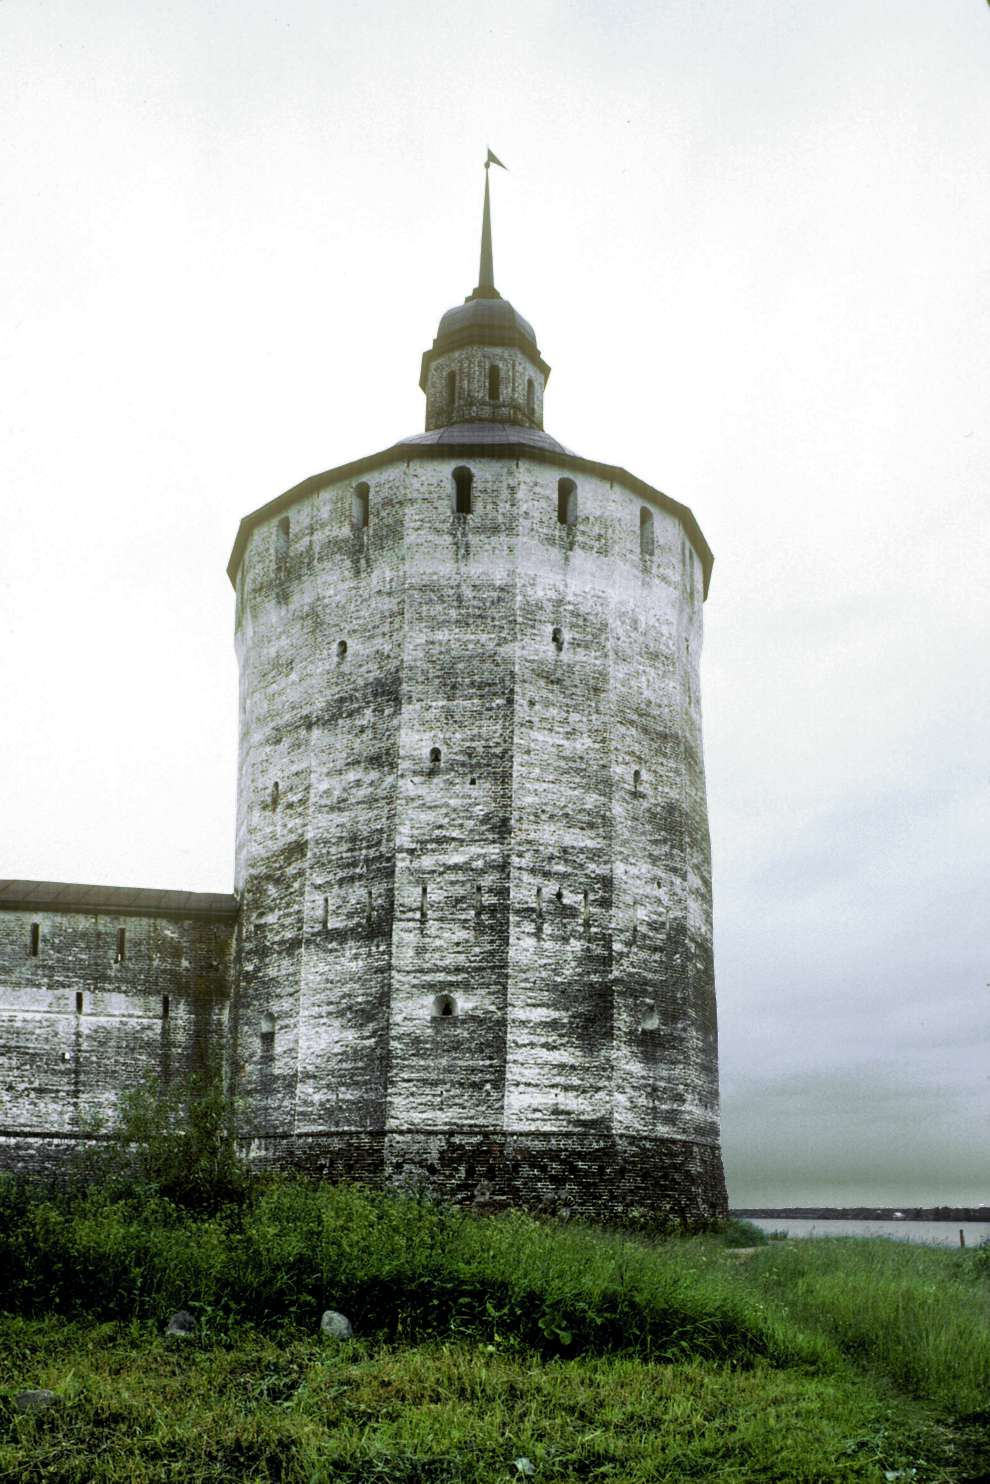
[{"left": 470, "top": 149, "right": 506, "bottom": 301}]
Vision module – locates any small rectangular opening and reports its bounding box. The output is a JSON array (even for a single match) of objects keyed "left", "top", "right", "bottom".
[
  {"left": 420, "top": 884, "right": 428, "bottom": 922},
  {"left": 322, "top": 895, "right": 330, "bottom": 930},
  {"left": 366, "top": 885, "right": 374, "bottom": 924},
  {"left": 75, "top": 991, "right": 83, "bottom": 1014},
  {"left": 115, "top": 927, "right": 126, "bottom": 963},
  {"left": 162, "top": 994, "right": 170, "bottom": 1020},
  {"left": 29, "top": 922, "right": 40, "bottom": 957},
  {"left": 475, "top": 884, "right": 483, "bottom": 917}
]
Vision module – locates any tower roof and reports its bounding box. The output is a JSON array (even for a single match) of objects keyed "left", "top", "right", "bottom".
[{"left": 420, "top": 156, "right": 549, "bottom": 391}]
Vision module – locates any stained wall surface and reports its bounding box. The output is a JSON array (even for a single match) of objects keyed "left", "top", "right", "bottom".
[
  {"left": 0, "top": 898, "right": 235, "bottom": 1177},
  {"left": 232, "top": 444, "right": 725, "bottom": 1221}
]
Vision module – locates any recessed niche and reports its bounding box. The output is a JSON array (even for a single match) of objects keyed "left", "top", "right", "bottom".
[
  {"left": 433, "top": 993, "right": 457, "bottom": 1019},
  {"left": 639, "top": 1000, "right": 661, "bottom": 1033}
]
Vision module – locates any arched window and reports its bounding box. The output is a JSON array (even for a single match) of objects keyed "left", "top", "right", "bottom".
[
  {"left": 433, "top": 993, "right": 457, "bottom": 1019},
  {"left": 271, "top": 781, "right": 280, "bottom": 809},
  {"left": 639, "top": 506, "right": 655, "bottom": 557},
  {"left": 452, "top": 466, "right": 473, "bottom": 515},
  {"left": 276, "top": 515, "right": 290, "bottom": 558},
  {"left": 557, "top": 478, "right": 577, "bottom": 526},
  {"left": 446, "top": 369, "right": 456, "bottom": 411},
  {"left": 551, "top": 626, "right": 564, "bottom": 652},
  {"left": 337, "top": 639, "right": 348, "bottom": 660},
  {"left": 526, "top": 378, "right": 535, "bottom": 417},
  {"left": 351, "top": 482, "right": 369, "bottom": 530},
  {"left": 429, "top": 746, "right": 442, "bottom": 767},
  {"left": 633, "top": 768, "right": 641, "bottom": 795},
  {"left": 488, "top": 364, "right": 500, "bottom": 402},
  {"left": 260, "top": 1010, "right": 276, "bottom": 1052}
]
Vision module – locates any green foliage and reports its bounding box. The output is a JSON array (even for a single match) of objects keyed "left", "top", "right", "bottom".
[
  {"left": 717, "top": 1216, "right": 769, "bottom": 1246},
  {"left": 720, "top": 1235, "right": 990, "bottom": 1415},
  {"left": 83, "top": 1066, "right": 250, "bottom": 1213},
  {"left": 1, "top": 1319, "right": 982, "bottom": 1484}
]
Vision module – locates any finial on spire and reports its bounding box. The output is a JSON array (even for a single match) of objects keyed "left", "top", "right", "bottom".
[{"left": 471, "top": 150, "right": 507, "bottom": 302}]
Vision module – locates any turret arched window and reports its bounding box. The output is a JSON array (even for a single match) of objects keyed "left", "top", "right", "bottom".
[
  {"left": 639, "top": 506, "right": 655, "bottom": 557},
  {"left": 351, "top": 482, "right": 369, "bottom": 530},
  {"left": 446, "top": 369, "right": 456, "bottom": 413},
  {"left": 276, "top": 516, "right": 290, "bottom": 558},
  {"left": 557, "top": 478, "right": 577, "bottom": 526},
  {"left": 488, "top": 364, "right": 500, "bottom": 402},
  {"left": 526, "top": 378, "right": 535, "bottom": 417},
  {"left": 452, "top": 466, "right": 473, "bottom": 515}
]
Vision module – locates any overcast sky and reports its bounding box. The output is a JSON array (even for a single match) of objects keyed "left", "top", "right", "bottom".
[{"left": 2, "top": 0, "right": 987, "bottom": 1207}]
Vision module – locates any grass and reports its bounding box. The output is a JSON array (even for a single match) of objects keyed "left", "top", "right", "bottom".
[{"left": 1, "top": 1181, "right": 989, "bottom": 1482}]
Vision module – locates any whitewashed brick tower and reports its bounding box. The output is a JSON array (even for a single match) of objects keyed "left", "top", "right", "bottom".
[{"left": 228, "top": 164, "right": 727, "bottom": 1223}]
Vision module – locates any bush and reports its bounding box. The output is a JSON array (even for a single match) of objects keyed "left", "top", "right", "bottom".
[{"left": 83, "top": 1064, "right": 251, "bottom": 1213}]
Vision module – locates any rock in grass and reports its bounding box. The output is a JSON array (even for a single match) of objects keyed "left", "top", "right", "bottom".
[
  {"left": 165, "top": 1310, "right": 197, "bottom": 1339},
  {"left": 514, "top": 1459, "right": 536, "bottom": 1476},
  {"left": 14, "top": 1390, "right": 60, "bottom": 1414},
  {"left": 320, "top": 1309, "right": 353, "bottom": 1340}
]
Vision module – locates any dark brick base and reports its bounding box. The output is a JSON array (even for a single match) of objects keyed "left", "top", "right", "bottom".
[{"left": 244, "top": 1128, "right": 728, "bottom": 1227}]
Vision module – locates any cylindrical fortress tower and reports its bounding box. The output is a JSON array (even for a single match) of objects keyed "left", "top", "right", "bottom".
[{"left": 227, "top": 174, "right": 727, "bottom": 1224}]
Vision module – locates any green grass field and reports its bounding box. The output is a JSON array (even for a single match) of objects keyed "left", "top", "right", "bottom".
[{"left": 1, "top": 1180, "right": 988, "bottom": 1482}]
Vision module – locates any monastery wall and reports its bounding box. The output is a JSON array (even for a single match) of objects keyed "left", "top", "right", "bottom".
[{"left": 0, "top": 902, "right": 234, "bottom": 1177}]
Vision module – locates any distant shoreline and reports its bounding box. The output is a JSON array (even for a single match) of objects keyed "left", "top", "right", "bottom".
[{"left": 732, "top": 1208, "right": 990, "bottom": 1222}]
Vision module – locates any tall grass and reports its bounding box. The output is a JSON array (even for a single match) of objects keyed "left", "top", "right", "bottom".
[
  {"left": 729, "top": 1235, "right": 990, "bottom": 1414},
  {"left": 0, "top": 1178, "right": 826, "bottom": 1369}
]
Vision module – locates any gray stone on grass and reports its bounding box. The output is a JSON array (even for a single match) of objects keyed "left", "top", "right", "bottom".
[
  {"left": 165, "top": 1310, "right": 197, "bottom": 1338},
  {"left": 319, "top": 1309, "right": 353, "bottom": 1340},
  {"left": 14, "top": 1389, "right": 60, "bottom": 1414}
]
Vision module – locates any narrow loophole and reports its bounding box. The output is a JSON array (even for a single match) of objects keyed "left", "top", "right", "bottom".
[
  {"left": 337, "top": 639, "right": 348, "bottom": 659},
  {"left": 29, "top": 922, "right": 40, "bottom": 957},
  {"left": 75, "top": 991, "right": 83, "bottom": 1014},
  {"left": 115, "top": 927, "right": 126, "bottom": 963},
  {"left": 162, "top": 994, "right": 170, "bottom": 1020},
  {"left": 420, "top": 885, "right": 428, "bottom": 922}
]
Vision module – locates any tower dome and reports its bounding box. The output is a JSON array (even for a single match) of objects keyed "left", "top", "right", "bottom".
[{"left": 420, "top": 164, "right": 550, "bottom": 431}]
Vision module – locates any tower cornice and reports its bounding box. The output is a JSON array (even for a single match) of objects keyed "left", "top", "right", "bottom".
[{"left": 226, "top": 436, "right": 714, "bottom": 598}]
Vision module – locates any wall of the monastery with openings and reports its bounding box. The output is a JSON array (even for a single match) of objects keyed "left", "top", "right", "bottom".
[
  {"left": 0, "top": 909, "right": 234, "bottom": 1175},
  {"left": 424, "top": 346, "right": 545, "bottom": 430},
  {"left": 233, "top": 452, "right": 717, "bottom": 1159}
]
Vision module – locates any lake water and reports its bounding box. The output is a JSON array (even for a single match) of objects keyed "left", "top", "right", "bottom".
[{"left": 745, "top": 1218, "right": 990, "bottom": 1248}]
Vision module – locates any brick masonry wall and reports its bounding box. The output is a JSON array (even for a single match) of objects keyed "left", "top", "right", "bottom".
[
  {"left": 233, "top": 448, "right": 726, "bottom": 1224},
  {"left": 0, "top": 908, "right": 234, "bottom": 1174},
  {"left": 425, "top": 346, "right": 545, "bottom": 430}
]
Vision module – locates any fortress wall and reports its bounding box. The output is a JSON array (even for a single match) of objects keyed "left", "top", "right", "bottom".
[
  {"left": 293, "top": 469, "right": 405, "bottom": 1134},
  {"left": 229, "top": 443, "right": 724, "bottom": 1221},
  {"left": 505, "top": 464, "right": 615, "bottom": 1132},
  {"left": 234, "top": 472, "right": 403, "bottom": 1137},
  {"left": 0, "top": 906, "right": 233, "bottom": 1175},
  {"left": 387, "top": 459, "right": 518, "bottom": 1130}
]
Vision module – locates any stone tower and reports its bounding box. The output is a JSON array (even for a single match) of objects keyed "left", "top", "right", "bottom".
[{"left": 227, "top": 169, "right": 727, "bottom": 1224}]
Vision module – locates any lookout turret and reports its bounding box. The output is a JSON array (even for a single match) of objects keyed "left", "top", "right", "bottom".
[{"left": 420, "top": 161, "right": 549, "bottom": 431}]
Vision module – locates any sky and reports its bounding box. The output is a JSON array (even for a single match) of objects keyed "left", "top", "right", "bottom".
[{"left": 1, "top": 0, "right": 987, "bottom": 1207}]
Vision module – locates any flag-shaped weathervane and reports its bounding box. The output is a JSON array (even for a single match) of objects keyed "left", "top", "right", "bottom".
[{"left": 485, "top": 148, "right": 507, "bottom": 171}]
